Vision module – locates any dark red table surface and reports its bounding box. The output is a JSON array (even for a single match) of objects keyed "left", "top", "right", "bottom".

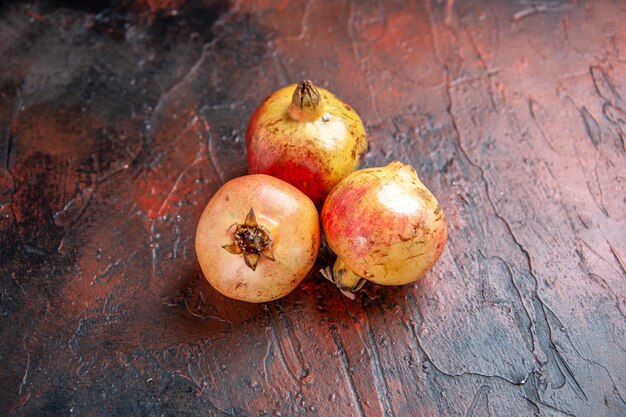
[{"left": 1, "top": 1, "right": 625, "bottom": 416}]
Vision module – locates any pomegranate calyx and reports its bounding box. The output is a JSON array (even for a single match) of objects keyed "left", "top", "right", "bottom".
[
  {"left": 222, "top": 208, "right": 275, "bottom": 271},
  {"left": 292, "top": 80, "right": 321, "bottom": 109},
  {"left": 320, "top": 264, "right": 367, "bottom": 300},
  {"left": 288, "top": 80, "right": 324, "bottom": 121}
]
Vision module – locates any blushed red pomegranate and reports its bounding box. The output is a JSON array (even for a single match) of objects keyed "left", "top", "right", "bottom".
[
  {"left": 321, "top": 161, "right": 447, "bottom": 297},
  {"left": 246, "top": 80, "right": 368, "bottom": 206}
]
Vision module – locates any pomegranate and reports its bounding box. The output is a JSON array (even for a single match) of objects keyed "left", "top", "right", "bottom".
[
  {"left": 246, "top": 80, "right": 368, "bottom": 206},
  {"left": 195, "top": 174, "right": 320, "bottom": 303},
  {"left": 321, "top": 161, "right": 446, "bottom": 297}
]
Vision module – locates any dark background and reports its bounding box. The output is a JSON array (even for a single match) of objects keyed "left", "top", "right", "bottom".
[{"left": 1, "top": 0, "right": 625, "bottom": 416}]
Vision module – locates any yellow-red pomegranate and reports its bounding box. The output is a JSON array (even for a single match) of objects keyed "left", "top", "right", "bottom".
[
  {"left": 195, "top": 174, "right": 320, "bottom": 303},
  {"left": 321, "top": 161, "right": 446, "bottom": 296},
  {"left": 246, "top": 80, "right": 368, "bottom": 206}
]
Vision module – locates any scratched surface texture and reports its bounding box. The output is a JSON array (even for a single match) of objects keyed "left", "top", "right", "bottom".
[{"left": 1, "top": 0, "right": 625, "bottom": 416}]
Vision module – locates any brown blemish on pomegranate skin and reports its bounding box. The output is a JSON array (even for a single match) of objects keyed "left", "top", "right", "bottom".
[
  {"left": 263, "top": 118, "right": 284, "bottom": 129},
  {"left": 310, "top": 235, "right": 318, "bottom": 255},
  {"left": 416, "top": 187, "right": 434, "bottom": 204}
]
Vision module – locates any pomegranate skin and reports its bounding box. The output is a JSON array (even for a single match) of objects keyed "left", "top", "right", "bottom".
[
  {"left": 321, "top": 161, "right": 447, "bottom": 287},
  {"left": 246, "top": 81, "right": 367, "bottom": 206},
  {"left": 195, "top": 174, "right": 320, "bottom": 303}
]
